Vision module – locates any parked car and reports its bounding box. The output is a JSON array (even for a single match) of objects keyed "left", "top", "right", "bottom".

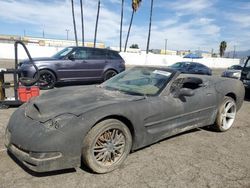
[
  {"left": 19, "top": 47, "right": 125, "bottom": 89},
  {"left": 241, "top": 56, "right": 250, "bottom": 89},
  {"left": 5, "top": 66, "right": 244, "bottom": 174},
  {"left": 221, "top": 64, "right": 243, "bottom": 79},
  {"left": 169, "top": 62, "right": 212, "bottom": 75}
]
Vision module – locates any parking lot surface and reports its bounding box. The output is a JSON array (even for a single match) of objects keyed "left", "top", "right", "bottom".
[{"left": 0, "top": 60, "right": 250, "bottom": 188}]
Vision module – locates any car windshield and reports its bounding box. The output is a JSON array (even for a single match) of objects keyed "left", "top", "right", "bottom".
[
  {"left": 229, "top": 65, "right": 243, "bottom": 70},
  {"left": 101, "top": 67, "right": 174, "bottom": 96},
  {"left": 170, "top": 62, "right": 189, "bottom": 68},
  {"left": 52, "top": 47, "right": 73, "bottom": 59}
]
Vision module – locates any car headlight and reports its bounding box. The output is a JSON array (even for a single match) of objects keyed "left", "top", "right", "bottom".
[
  {"left": 232, "top": 72, "right": 241, "bottom": 78},
  {"left": 44, "top": 114, "right": 76, "bottom": 130},
  {"left": 5, "top": 128, "right": 11, "bottom": 147}
]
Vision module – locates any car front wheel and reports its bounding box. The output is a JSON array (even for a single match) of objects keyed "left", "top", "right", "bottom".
[
  {"left": 38, "top": 70, "right": 56, "bottom": 90},
  {"left": 82, "top": 119, "right": 132, "bottom": 173},
  {"left": 214, "top": 96, "right": 237, "bottom": 132}
]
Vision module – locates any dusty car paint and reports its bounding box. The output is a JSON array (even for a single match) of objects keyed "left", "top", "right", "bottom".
[{"left": 5, "top": 67, "right": 245, "bottom": 172}]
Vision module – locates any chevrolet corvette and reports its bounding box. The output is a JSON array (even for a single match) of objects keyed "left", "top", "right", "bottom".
[{"left": 5, "top": 66, "right": 245, "bottom": 173}]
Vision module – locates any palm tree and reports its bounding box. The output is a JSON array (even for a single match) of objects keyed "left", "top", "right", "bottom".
[
  {"left": 94, "top": 0, "right": 101, "bottom": 48},
  {"left": 220, "top": 41, "right": 227, "bottom": 57},
  {"left": 124, "top": 0, "right": 142, "bottom": 52},
  {"left": 120, "top": 0, "right": 125, "bottom": 52},
  {"left": 71, "top": 0, "right": 78, "bottom": 46},
  {"left": 146, "top": 0, "right": 154, "bottom": 54},
  {"left": 80, "top": 0, "right": 85, "bottom": 47}
]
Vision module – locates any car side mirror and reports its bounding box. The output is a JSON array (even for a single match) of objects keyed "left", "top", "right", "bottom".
[
  {"left": 174, "top": 88, "right": 195, "bottom": 98},
  {"left": 68, "top": 54, "right": 75, "bottom": 61}
]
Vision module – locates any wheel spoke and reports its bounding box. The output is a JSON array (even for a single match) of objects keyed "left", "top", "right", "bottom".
[
  {"left": 226, "top": 112, "right": 235, "bottom": 119},
  {"left": 225, "top": 102, "right": 233, "bottom": 112},
  {"left": 96, "top": 151, "right": 106, "bottom": 161},
  {"left": 222, "top": 117, "right": 227, "bottom": 128},
  {"left": 93, "top": 128, "right": 126, "bottom": 166}
]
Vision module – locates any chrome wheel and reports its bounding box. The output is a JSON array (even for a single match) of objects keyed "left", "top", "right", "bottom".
[
  {"left": 93, "top": 129, "right": 125, "bottom": 166},
  {"left": 220, "top": 100, "right": 236, "bottom": 130}
]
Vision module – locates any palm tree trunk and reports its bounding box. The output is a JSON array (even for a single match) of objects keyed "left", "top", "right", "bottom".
[
  {"left": 71, "top": 0, "right": 78, "bottom": 46},
  {"left": 124, "top": 10, "right": 135, "bottom": 52},
  {"left": 94, "top": 0, "right": 101, "bottom": 48},
  {"left": 80, "top": 0, "right": 85, "bottom": 47},
  {"left": 120, "top": 0, "right": 124, "bottom": 52},
  {"left": 146, "top": 0, "right": 154, "bottom": 54}
]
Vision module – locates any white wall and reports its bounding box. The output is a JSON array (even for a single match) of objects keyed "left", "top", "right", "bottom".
[
  {"left": 0, "top": 43, "right": 64, "bottom": 59},
  {"left": 0, "top": 43, "right": 240, "bottom": 68},
  {"left": 120, "top": 52, "right": 240, "bottom": 69}
]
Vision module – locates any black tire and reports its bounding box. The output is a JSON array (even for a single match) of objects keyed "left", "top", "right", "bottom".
[
  {"left": 103, "top": 70, "right": 117, "bottom": 81},
  {"left": 38, "top": 70, "right": 56, "bottom": 90},
  {"left": 214, "top": 96, "right": 237, "bottom": 132},
  {"left": 82, "top": 119, "right": 132, "bottom": 174}
]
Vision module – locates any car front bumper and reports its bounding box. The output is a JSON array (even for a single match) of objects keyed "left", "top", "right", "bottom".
[{"left": 5, "top": 108, "right": 82, "bottom": 172}]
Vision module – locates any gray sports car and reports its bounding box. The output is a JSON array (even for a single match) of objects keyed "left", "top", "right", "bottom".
[{"left": 5, "top": 66, "right": 245, "bottom": 174}]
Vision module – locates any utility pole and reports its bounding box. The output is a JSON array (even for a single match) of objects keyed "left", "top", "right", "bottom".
[
  {"left": 65, "top": 29, "right": 70, "bottom": 40},
  {"left": 23, "top": 29, "right": 26, "bottom": 37},
  {"left": 165, "top": 39, "right": 168, "bottom": 55}
]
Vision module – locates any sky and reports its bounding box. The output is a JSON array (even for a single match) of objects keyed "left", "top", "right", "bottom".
[{"left": 0, "top": 0, "right": 250, "bottom": 52}]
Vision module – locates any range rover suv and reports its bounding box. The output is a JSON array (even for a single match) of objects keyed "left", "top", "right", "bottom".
[{"left": 19, "top": 47, "right": 125, "bottom": 89}]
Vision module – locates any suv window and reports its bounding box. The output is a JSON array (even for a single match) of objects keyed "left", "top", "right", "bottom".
[
  {"left": 88, "top": 49, "right": 106, "bottom": 60},
  {"left": 108, "top": 51, "right": 122, "bottom": 59},
  {"left": 71, "top": 48, "right": 88, "bottom": 60}
]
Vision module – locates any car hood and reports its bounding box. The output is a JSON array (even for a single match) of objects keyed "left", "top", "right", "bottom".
[
  {"left": 25, "top": 85, "right": 145, "bottom": 122},
  {"left": 21, "top": 57, "right": 57, "bottom": 64}
]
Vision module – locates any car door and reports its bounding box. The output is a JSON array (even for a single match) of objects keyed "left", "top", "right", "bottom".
[
  {"left": 56, "top": 48, "right": 89, "bottom": 81},
  {"left": 241, "top": 57, "right": 250, "bottom": 87},
  {"left": 83, "top": 48, "right": 107, "bottom": 80},
  {"left": 144, "top": 76, "right": 217, "bottom": 143},
  {"left": 57, "top": 48, "right": 106, "bottom": 81}
]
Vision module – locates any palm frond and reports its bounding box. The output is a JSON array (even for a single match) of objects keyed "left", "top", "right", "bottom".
[{"left": 132, "top": 0, "right": 142, "bottom": 12}]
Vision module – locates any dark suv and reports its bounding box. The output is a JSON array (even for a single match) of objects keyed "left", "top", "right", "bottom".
[
  {"left": 19, "top": 47, "right": 125, "bottom": 89},
  {"left": 241, "top": 56, "right": 250, "bottom": 90}
]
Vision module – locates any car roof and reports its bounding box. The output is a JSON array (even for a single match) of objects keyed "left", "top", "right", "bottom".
[
  {"left": 68, "top": 46, "right": 119, "bottom": 53},
  {"left": 174, "top": 61, "right": 209, "bottom": 68}
]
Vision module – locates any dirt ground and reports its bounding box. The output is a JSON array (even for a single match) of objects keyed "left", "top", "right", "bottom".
[{"left": 0, "top": 59, "right": 250, "bottom": 188}]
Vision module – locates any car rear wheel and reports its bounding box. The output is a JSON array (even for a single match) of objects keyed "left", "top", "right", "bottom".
[
  {"left": 38, "top": 70, "right": 56, "bottom": 90},
  {"left": 104, "top": 70, "right": 117, "bottom": 81},
  {"left": 214, "top": 96, "right": 237, "bottom": 132},
  {"left": 82, "top": 119, "right": 132, "bottom": 173}
]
